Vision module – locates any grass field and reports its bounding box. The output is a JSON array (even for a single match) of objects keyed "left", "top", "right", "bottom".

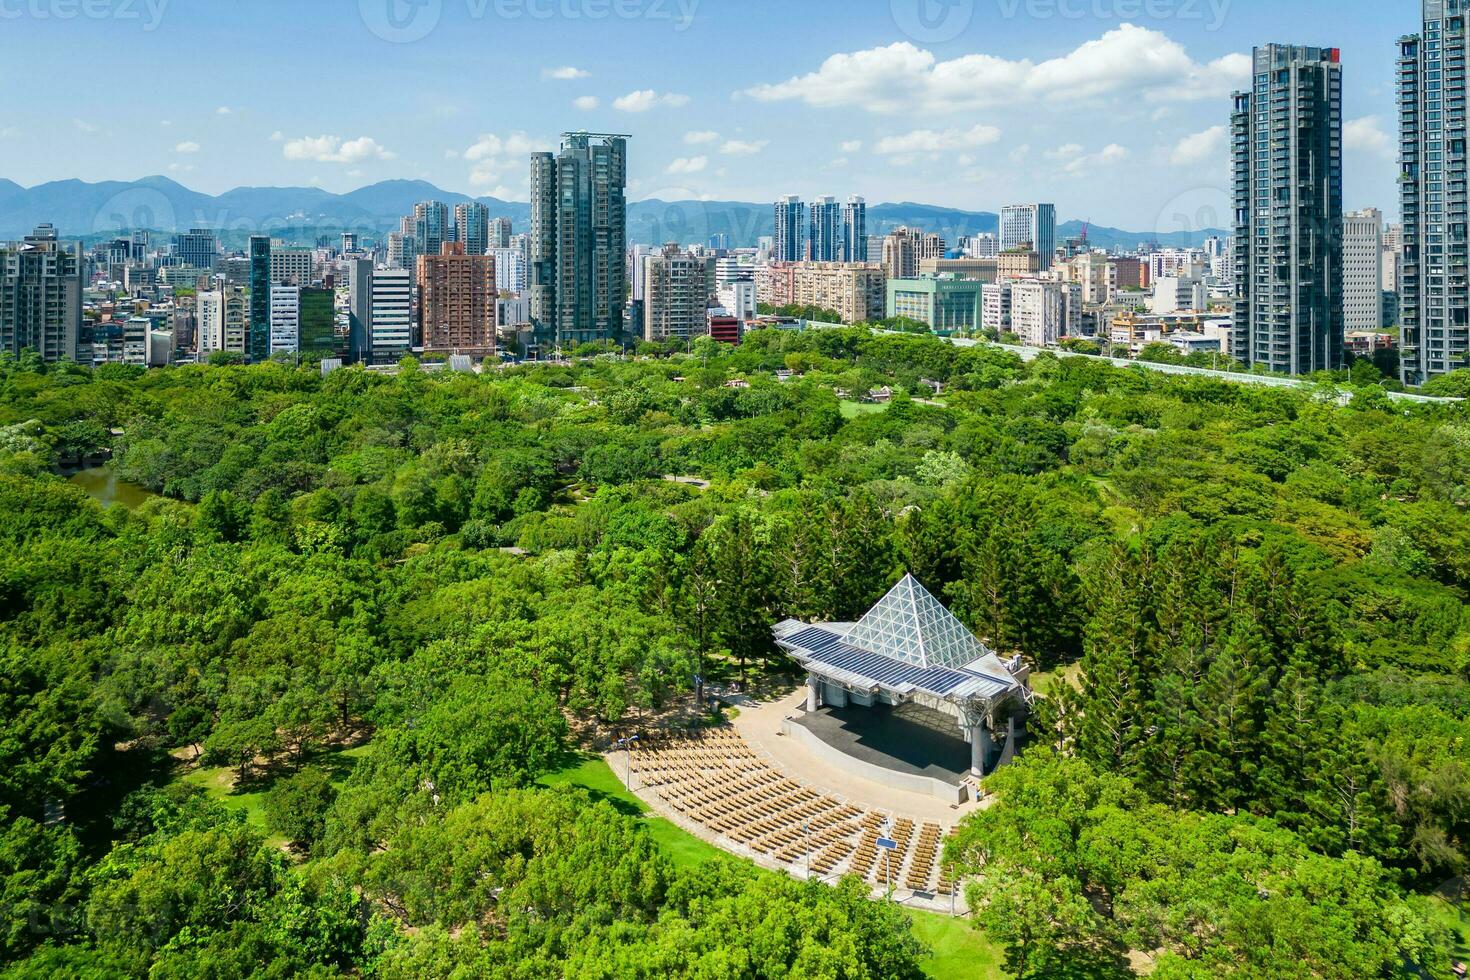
[
  {"left": 840, "top": 400, "right": 889, "bottom": 419},
  {"left": 538, "top": 755, "right": 1008, "bottom": 978},
  {"left": 1429, "top": 888, "right": 1468, "bottom": 964}
]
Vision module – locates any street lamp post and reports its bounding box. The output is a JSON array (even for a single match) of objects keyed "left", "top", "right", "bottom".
[
  {"left": 803, "top": 818, "right": 811, "bottom": 879},
  {"left": 616, "top": 735, "right": 640, "bottom": 790}
]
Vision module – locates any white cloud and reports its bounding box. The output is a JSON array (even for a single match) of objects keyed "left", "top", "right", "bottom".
[
  {"left": 666, "top": 155, "right": 708, "bottom": 175},
  {"left": 73, "top": 119, "right": 99, "bottom": 133},
  {"left": 282, "top": 134, "right": 396, "bottom": 164},
  {"left": 347, "top": 169, "right": 365, "bottom": 178},
  {"left": 875, "top": 124, "right": 1001, "bottom": 155},
  {"left": 573, "top": 96, "right": 600, "bottom": 111},
  {"left": 174, "top": 140, "right": 201, "bottom": 154},
  {"left": 1169, "top": 125, "right": 1227, "bottom": 166},
  {"left": 1345, "top": 116, "right": 1394, "bottom": 159},
  {"left": 1057, "top": 143, "right": 1129, "bottom": 175},
  {"left": 544, "top": 66, "right": 590, "bottom": 80},
  {"left": 462, "top": 131, "right": 550, "bottom": 162},
  {"left": 613, "top": 89, "right": 690, "bottom": 112},
  {"left": 167, "top": 163, "right": 193, "bottom": 173},
  {"left": 1044, "top": 143, "right": 1084, "bottom": 160},
  {"left": 744, "top": 26, "right": 1249, "bottom": 114},
  {"left": 721, "top": 139, "right": 768, "bottom": 156},
  {"left": 0, "top": 127, "right": 19, "bottom": 139},
  {"left": 216, "top": 106, "right": 233, "bottom": 115},
  {"left": 685, "top": 130, "right": 720, "bottom": 144},
  {"left": 269, "top": 131, "right": 284, "bottom": 142},
  {"left": 840, "top": 140, "right": 863, "bottom": 153}
]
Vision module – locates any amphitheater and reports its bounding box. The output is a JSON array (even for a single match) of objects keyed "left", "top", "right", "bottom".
[{"left": 614, "top": 575, "right": 1034, "bottom": 914}]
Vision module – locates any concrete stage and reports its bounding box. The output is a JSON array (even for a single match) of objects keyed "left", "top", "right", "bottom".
[{"left": 791, "top": 702, "right": 973, "bottom": 792}]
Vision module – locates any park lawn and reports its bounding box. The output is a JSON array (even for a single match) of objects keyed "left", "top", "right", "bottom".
[
  {"left": 840, "top": 400, "right": 888, "bottom": 419},
  {"left": 175, "top": 743, "right": 372, "bottom": 850},
  {"left": 1428, "top": 890, "right": 1468, "bottom": 962},
  {"left": 540, "top": 757, "right": 1006, "bottom": 978}
]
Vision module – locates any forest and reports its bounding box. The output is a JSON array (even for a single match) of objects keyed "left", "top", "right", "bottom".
[{"left": 0, "top": 331, "right": 1467, "bottom": 978}]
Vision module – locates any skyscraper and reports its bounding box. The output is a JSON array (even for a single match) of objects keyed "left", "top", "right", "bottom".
[
  {"left": 643, "top": 243, "right": 709, "bottom": 343},
  {"left": 171, "top": 228, "right": 217, "bottom": 271},
  {"left": 0, "top": 224, "right": 82, "bottom": 362},
  {"left": 529, "top": 132, "right": 630, "bottom": 346},
  {"left": 414, "top": 201, "right": 450, "bottom": 260},
  {"left": 489, "top": 217, "right": 514, "bottom": 250},
  {"left": 455, "top": 202, "right": 490, "bottom": 256},
  {"left": 774, "top": 195, "right": 806, "bottom": 263},
  {"left": 1232, "top": 44, "right": 1343, "bottom": 375},
  {"left": 1399, "top": 7, "right": 1470, "bottom": 382},
  {"left": 248, "top": 235, "right": 271, "bottom": 362},
  {"left": 809, "top": 196, "right": 842, "bottom": 262},
  {"left": 999, "top": 204, "right": 1057, "bottom": 271},
  {"left": 1343, "top": 208, "right": 1385, "bottom": 334},
  {"left": 843, "top": 196, "right": 867, "bottom": 262},
  {"left": 370, "top": 267, "right": 414, "bottom": 360}
]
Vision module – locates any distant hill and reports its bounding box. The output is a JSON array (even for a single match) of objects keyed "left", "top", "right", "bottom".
[{"left": 0, "top": 176, "right": 1225, "bottom": 249}]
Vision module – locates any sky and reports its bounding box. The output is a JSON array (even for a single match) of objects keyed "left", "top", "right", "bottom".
[{"left": 0, "top": 0, "right": 1411, "bottom": 228}]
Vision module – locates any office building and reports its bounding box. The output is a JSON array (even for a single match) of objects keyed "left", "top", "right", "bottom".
[
  {"left": 417, "top": 242, "right": 497, "bottom": 357},
  {"left": 887, "top": 275, "right": 986, "bottom": 332},
  {"left": 171, "top": 228, "right": 217, "bottom": 271},
  {"left": 810, "top": 196, "right": 842, "bottom": 262},
  {"left": 346, "top": 259, "right": 373, "bottom": 361},
  {"left": 719, "top": 279, "right": 758, "bottom": 322},
  {"left": 386, "top": 232, "right": 418, "bottom": 281},
  {"left": 268, "top": 285, "right": 299, "bottom": 355},
  {"left": 997, "top": 250, "right": 1042, "bottom": 279},
  {"left": 298, "top": 287, "right": 337, "bottom": 358},
  {"left": 248, "top": 236, "right": 271, "bottom": 361},
  {"left": 999, "top": 204, "right": 1057, "bottom": 271},
  {"left": 530, "top": 132, "right": 630, "bottom": 345},
  {"left": 489, "top": 217, "right": 514, "bottom": 250},
  {"left": 491, "top": 246, "right": 527, "bottom": 293},
  {"left": 342, "top": 232, "right": 360, "bottom": 254},
  {"left": 370, "top": 267, "right": 413, "bottom": 360},
  {"left": 919, "top": 257, "right": 999, "bottom": 282},
  {"left": 643, "top": 244, "right": 710, "bottom": 342},
  {"left": 965, "top": 234, "right": 1000, "bottom": 259},
  {"left": 1232, "top": 44, "right": 1344, "bottom": 375},
  {"left": 414, "top": 201, "right": 450, "bottom": 260},
  {"left": 1343, "top": 208, "right": 1385, "bottom": 334},
  {"left": 1151, "top": 276, "right": 1209, "bottom": 315},
  {"left": 774, "top": 195, "right": 806, "bottom": 263},
  {"left": 842, "top": 197, "right": 867, "bottom": 262},
  {"left": 270, "top": 247, "right": 314, "bottom": 288},
  {"left": 0, "top": 224, "right": 83, "bottom": 362},
  {"left": 1399, "top": 9, "right": 1470, "bottom": 380},
  {"left": 455, "top": 202, "right": 490, "bottom": 256}
]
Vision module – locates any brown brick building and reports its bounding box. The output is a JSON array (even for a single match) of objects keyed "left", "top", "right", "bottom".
[{"left": 417, "top": 243, "right": 497, "bottom": 357}]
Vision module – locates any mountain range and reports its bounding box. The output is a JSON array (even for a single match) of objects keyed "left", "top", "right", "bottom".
[{"left": 0, "top": 176, "right": 1225, "bottom": 251}]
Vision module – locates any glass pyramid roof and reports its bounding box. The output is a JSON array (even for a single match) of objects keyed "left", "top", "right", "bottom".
[{"left": 842, "top": 575, "right": 992, "bottom": 670}]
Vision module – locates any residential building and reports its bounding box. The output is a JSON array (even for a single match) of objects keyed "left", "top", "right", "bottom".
[
  {"left": 999, "top": 204, "right": 1057, "bottom": 271},
  {"left": 810, "top": 196, "right": 842, "bottom": 262},
  {"left": 248, "top": 235, "right": 271, "bottom": 361},
  {"left": 387, "top": 232, "right": 418, "bottom": 283},
  {"left": 964, "top": 234, "right": 1000, "bottom": 259},
  {"left": 530, "top": 132, "right": 630, "bottom": 345},
  {"left": 997, "top": 250, "right": 1041, "bottom": 280},
  {"left": 981, "top": 282, "right": 1013, "bottom": 333},
  {"left": 1399, "top": 11, "right": 1470, "bottom": 381},
  {"left": 643, "top": 243, "right": 709, "bottom": 342},
  {"left": 718, "top": 280, "right": 758, "bottom": 322},
  {"left": 1068, "top": 252, "right": 1113, "bottom": 304},
  {"left": 1232, "top": 43, "right": 1344, "bottom": 375},
  {"left": 755, "top": 263, "right": 795, "bottom": 308},
  {"left": 417, "top": 242, "right": 497, "bottom": 357},
  {"left": 490, "top": 246, "right": 527, "bottom": 293},
  {"left": 1111, "top": 257, "right": 1149, "bottom": 290},
  {"left": 1151, "top": 276, "right": 1208, "bottom": 314},
  {"left": 774, "top": 195, "right": 806, "bottom": 262},
  {"left": 123, "top": 316, "right": 148, "bottom": 365},
  {"left": 1011, "top": 281, "right": 1078, "bottom": 346},
  {"left": 489, "top": 217, "right": 513, "bottom": 250},
  {"left": 0, "top": 224, "right": 83, "bottom": 362},
  {"left": 881, "top": 230, "right": 918, "bottom": 279},
  {"left": 887, "top": 275, "right": 985, "bottom": 332},
  {"left": 414, "top": 201, "right": 450, "bottom": 260},
  {"left": 455, "top": 202, "right": 490, "bottom": 256},
  {"left": 843, "top": 197, "right": 867, "bottom": 262},
  {"left": 790, "top": 262, "right": 887, "bottom": 324},
  {"left": 1343, "top": 208, "right": 1385, "bottom": 333}
]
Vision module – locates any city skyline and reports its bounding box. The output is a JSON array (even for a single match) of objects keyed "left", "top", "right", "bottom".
[{"left": 0, "top": 0, "right": 1409, "bottom": 227}]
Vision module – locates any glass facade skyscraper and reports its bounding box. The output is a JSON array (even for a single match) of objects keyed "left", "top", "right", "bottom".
[
  {"left": 999, "top": 204, "right": 1057, "bottom": 271},
  {"left": 809, "top": 196, "right": 842, "bottom": 262},
  {"left": 843, "top": 197, "right": 868, "bottom": 262},
  {"left": 774, "top": 195, "right": 806, "bottom": 263},
  {"left": 248, "top": 235, "right": 271, "bottom": 363},
  {"left": 1231, "top": 44, "right": 1343, "bottom": 375},
  {"left": 1399, "top": 2, "right": 1470, "bottom": 383}
]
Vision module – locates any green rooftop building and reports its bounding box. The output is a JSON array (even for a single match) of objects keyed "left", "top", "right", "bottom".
[{"left": 886, "top": 275, "right": 986, "bottom": 334}]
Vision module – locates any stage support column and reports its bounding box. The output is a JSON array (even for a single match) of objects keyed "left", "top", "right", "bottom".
[
  {"left": 965, "top": 722, "right": 992, "bottom": 777},
  {"left": 827, "top": 684, "right": 848, "bottom": 708},
  {"left": 806, "top": 673, "right": 821, "bottom": 712}
]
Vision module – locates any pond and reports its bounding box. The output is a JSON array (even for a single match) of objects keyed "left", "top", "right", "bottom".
[{"left": 68, "top": 467, "right": 157, "bottom": 509}]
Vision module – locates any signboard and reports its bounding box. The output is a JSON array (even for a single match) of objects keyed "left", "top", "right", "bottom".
[{"left": 876, "top": 838, "right": 898, "bottom": 851}]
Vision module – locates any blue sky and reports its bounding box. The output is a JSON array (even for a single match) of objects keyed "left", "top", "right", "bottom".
[{"left": 0, "top": 0, "right": 1410, "bottom": 227}]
